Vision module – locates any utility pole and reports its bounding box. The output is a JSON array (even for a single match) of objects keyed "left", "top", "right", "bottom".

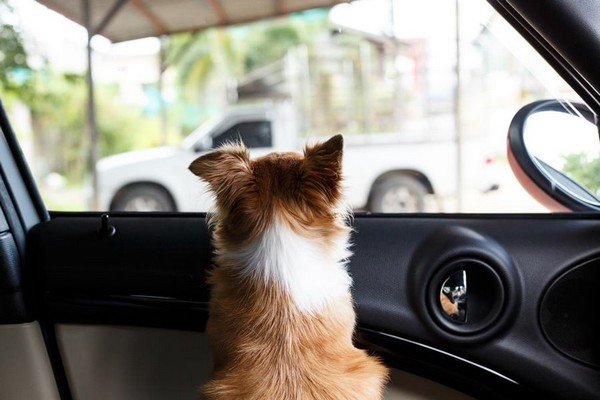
[
  {"left": 158, "top": 35, "right": 168, "bottom": 145},
  {"left": 454, "top": 0, "right": 463, "bottom": 212},
  {"left": 388, "top": 0, "right": 402, "bottom": 132},
  {"left": 82, "top": 0, "right": 99, "bottom": 210}
]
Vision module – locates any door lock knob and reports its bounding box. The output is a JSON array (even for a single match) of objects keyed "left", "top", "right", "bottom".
[
  {"left": 97, "top": 213, "right": 116, "bottom": 237},
  {"left": 440, "top": 269, "right": 467, "bottom": 323}
]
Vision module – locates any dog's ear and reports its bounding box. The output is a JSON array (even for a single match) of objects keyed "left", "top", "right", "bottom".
[
  {"left": 304, "top": 134, "right": 343, "bottom": 177},
  {"left": 302, "top": 134, "right": 344, "bottom": 201},
  {"left": 189, "top": 144, "right": 252, "bottom": 198}
]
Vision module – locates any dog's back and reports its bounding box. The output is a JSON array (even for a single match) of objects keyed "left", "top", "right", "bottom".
[{"left": 189, "top": 135, "right": 388, "bottom": 399}]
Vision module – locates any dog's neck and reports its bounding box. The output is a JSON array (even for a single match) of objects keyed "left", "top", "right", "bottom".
[{"left": 216, "top": 221, "right": 353, "bottom": 314}]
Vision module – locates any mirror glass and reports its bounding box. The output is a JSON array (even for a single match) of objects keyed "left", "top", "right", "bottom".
[{"left": 524, "top": 110, "right": 600, "bottom": 205}]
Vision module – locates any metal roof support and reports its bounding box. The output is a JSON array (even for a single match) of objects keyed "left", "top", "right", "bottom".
[
  {"left": 37, "top": 0, "right": 348, "bottom": 43},
  {"left": 274, "top": 0, "right": 287, "bottom": 13},
  {"left": 94, "top": 0, "right": 128, "bottom": 36},
  {"left": 454, "top": 0, "right": 463, "bottom": 212},
  {"left": 129, "top": 0, "right": 168, "bottom": 36},
  {"left": 208, "top": 0, "right": 228, "bottom": 24},
  {"left": 82, "top": 0, "right": 100, "bottom": 210}
]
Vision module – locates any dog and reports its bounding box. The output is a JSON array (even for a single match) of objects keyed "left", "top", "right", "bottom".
[{"left": 189, "top": 134, "right": 388, "bottom": 400}]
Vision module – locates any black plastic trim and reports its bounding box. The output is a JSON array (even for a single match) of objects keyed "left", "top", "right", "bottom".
[
  {"left": 357, "top": 328, "right": 533, "bottom": 400},
  {"left": 49, "top": 210, "right": 600, "bottom": 220},
  {"left": 0, "top": 231, "right": 29, "bottom": 323},
  {"left": 539, "top": 256, "right": 600, "bottom": 369},
  {"left": 0, "top": 101, "right": 49, "bottom": 227},
  {"left": 0, "top": 163, "right": 26, "bottom": 255},
  {"left": 0, "top": 203, "right": 8, "bottom": 233},
  {"left": 46, "top": 295, "right": 209, "bottom": 332}
]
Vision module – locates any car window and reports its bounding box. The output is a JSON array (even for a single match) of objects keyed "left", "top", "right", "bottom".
[
  {"left": 212, "top": 121, "right": 272, "bottom": 149},
  {"left": 2, "top": 0, "right": 587, "bottom": 213}
]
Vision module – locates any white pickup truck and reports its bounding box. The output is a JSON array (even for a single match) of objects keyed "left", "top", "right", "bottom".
[{"left": 97, "top": 103, "right": 498, "bottom": 213}]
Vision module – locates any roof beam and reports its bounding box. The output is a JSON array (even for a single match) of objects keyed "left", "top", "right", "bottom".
[
  {"left": 274, "top": 0, "right": 286, "bottom": 13},
  {"left": 93, "top": 0, "right": 128, "bottom": 35},
  {"left": 128, "top": 0, "right": 168, "bottom": 36},
  {"left": 40, "top": 0, "right": 81, "bottom": 23},
  {"left": 208, "top": 0, "right": 228, "bottom": 24}
]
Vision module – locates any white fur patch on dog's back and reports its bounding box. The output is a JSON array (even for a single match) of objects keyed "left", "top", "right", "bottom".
[{"left": 218, "top": 222, "right": 353, "bottom": 314}]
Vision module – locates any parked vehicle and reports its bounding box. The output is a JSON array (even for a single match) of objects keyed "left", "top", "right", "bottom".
[{"left": 97, "top": 102, "right": 498, "bottom": 212}]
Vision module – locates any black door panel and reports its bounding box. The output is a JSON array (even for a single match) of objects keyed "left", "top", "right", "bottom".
[
  {"left": 28, "top": 214, "right": 211, "bottom": 331},
  {"left": 28, "top": 212, "right": 600, "bottom": 399},
  {"left": 350, "top": 215, "right": 600, "bottom": 400},
  {"left": 0, "top": 172, "right": 34, "bottom": 324}
]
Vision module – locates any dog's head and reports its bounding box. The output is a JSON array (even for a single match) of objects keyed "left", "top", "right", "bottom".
[{"left": 189, "top": 134, "right": 347, "bottom": 245}]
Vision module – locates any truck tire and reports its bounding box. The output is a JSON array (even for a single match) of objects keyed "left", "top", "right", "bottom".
[
  {"left": 369, "top": 175, "right": 428, "bottom": 213},
  {"left": 111, "top": 185, "right": 176, "bottom": 212}
]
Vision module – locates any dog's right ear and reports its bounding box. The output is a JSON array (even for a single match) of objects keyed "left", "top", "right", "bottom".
[
  {"left": 301, "top": 134, "right": 344, "bottom": 203},
  {"left": 188, "top": 144, "right": 252, "bottom": 197}
]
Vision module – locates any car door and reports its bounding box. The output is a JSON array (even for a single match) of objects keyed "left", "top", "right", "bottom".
[
  {"left": 2, "top": 1, "right": 600, "bottom": 400},
  {"left": 0, "top": 103, "right": 61, "bottom": 399}
]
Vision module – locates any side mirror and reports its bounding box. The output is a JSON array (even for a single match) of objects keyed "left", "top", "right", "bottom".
[
  {"left": 193, "top": 136, "right": 213, "bottom": 153},
  {"left": 508, "top": 99, "right": 600, "bottom": 211}
]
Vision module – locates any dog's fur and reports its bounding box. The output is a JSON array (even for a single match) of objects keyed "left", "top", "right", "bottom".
[{"left": 189, "top": 134, "right": 388, "bottom": 400}]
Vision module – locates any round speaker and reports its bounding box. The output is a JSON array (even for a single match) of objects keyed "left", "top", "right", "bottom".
[{"left": 540, "top": 257, "right": 600, "bottom": 369}]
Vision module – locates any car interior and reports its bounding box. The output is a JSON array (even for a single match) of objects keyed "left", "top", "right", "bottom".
[{"left": 0, "top": 0, "right": 599, "bottom": 400}]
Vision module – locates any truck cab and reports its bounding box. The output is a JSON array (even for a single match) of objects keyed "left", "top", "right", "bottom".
[{"left": 97, "top": 103, "right": 294, "bottom": 212}]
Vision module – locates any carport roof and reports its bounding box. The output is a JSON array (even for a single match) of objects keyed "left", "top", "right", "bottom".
[{"left": 35, "top": 0, "right": 348, "bottom": 43}]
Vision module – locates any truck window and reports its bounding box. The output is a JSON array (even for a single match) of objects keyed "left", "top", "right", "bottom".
[{"left": 212, "top": 121, "right": 272, "bottom": 149}]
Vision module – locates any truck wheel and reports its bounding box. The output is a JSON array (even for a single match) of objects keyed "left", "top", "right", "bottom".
[
  {"left": 369, "top": 175, "right": 428, "bottom": 213},
  {"left": 111, "top": 185, "right": 175, "bottom": 212}
]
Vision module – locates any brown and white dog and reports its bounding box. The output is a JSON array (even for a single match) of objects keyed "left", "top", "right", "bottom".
[{"left": 189, "top": 134, "right": 388, "bottom": 400}]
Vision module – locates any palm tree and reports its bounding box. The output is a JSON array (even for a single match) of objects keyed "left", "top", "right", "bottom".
[
  {"left": 169, "top": 29, "right": 241, "bottom": 104},
  {"left": 167, "top": 11, "right": 328, "bottom": 132}
]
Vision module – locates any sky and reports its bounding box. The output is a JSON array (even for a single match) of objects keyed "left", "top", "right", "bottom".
[
  {"left": 13, "top": 0, "right": 159, "bottom": 72},
  {"left": 525, "top": 111, "right": 598, "bottom": 167}
]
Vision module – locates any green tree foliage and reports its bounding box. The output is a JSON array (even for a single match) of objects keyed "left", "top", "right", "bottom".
[
  {"left": 15, "top": 70, "right": 161, "bottom": 184},
  {"left": 562, "top": 152, "right": 600, "bottom": 196},
  {"left": 0, "top": 1, "right": 160, "bottom": 186},
  {"left": 170, "top": 29, "right": 241, "bottom": 102},
  {"left": 168, "top": 11, "right": 328, "bottom": 132},
  {"left": 0, "top": 0, "right": 33, "bottom": 98},
  {"left": 243, "top": 25, "right": 301, "bottom": 71},
  {"left": 242, "top": 10, "right": 328, "bottom": 71},
  {"left": 171, "top": 12, "right": 326, "bottom": 93}
]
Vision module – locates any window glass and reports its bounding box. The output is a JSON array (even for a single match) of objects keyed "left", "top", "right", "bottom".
[
  {"left": 212, "top": 121, "right": 272, "bottom": 149},
  {"left": 1, "top": 0, "right": 586, "bottom": 213}
]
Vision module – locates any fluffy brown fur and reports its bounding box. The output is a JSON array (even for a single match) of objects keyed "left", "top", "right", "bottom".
[{"left": 189, "top": 134, "right": 388, "bottom": 400}]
